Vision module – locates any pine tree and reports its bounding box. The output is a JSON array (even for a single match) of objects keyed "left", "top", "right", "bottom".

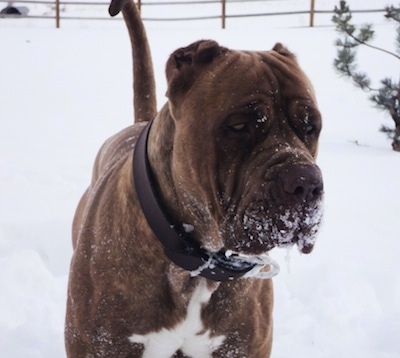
[{"left": 332, "top": 1, "right": 400, "bottom": 151}]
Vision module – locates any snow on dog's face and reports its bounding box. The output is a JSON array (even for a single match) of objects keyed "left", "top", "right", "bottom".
[
  {"left": 223, "top": 196, "right": 324, "bottom": 255},
  {"left": 165, "top": 40, "right": 324, "bottom": 255}
]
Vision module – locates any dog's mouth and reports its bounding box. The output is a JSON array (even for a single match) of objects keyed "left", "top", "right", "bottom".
[
  {"left": 189, "top": 199, "right": 323, "bottom": 280},
  {"left": 223, "top": 199, "right": 324, "bottom": 255}
]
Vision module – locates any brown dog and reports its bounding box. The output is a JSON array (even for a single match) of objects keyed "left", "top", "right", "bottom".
[{"left": 65, "top": 0, "right": 324, "bottom": 357}]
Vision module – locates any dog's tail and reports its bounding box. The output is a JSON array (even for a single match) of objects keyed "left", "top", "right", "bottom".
[{"left": 109, "top": 0, "right": 157, "bottom": 123}]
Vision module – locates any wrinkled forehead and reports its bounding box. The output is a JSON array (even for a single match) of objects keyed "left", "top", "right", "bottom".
[{"left": 191, "top": 49, "right": 315, "bottom": 109}]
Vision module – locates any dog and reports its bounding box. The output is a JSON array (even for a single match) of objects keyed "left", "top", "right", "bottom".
[{"left": 65, "top": 0, "right": 324, "bottom": 357}]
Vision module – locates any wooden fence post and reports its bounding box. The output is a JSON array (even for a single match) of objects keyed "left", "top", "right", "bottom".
[
  {"left": 221, "top": 0, "right": 226, "bottom": 29},
  {"left": 55, "top": 0, "right": 60, "bottom": 28},
  {"left": 310, "top": 0, "right": 315, "bottom": 27}
]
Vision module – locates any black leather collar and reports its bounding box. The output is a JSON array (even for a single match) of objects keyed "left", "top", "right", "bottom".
[{"left": 132, "top": 121, "right": 257, "bottom": 281}]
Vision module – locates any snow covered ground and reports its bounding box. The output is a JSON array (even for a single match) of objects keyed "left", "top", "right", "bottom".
[{"left": 1, "top": 0, "right": 399, "bottom": 357}]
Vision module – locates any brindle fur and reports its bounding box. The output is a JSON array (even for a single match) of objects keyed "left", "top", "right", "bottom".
[{"left": 65, "top": 0, "right": 323, "bottom": 356}]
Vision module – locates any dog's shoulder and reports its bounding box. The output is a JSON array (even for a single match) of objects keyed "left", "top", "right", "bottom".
[
  {"left": 72, "top": 122, "right": 148, "bottom": 248},
  {"left": 91, "top": 122, "right": 147, "bottom": 185}
]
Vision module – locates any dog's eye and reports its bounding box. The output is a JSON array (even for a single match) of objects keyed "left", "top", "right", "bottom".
[
  {"left": 299, "top": 112, "right": 320, "bottom": 138},
  {"left": 290, "top": 102, "right": 321, "bottom": 142},
  {"left": 305, "top": 124, "right": 315, "bottom": 135},
  {"left": 230, "top": 123, "right": 247, "bottom": 131}
]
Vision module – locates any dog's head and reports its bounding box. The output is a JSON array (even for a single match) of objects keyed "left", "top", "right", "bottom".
[{"left": 163, "top": 40, "right": 323, "bottom": 256}]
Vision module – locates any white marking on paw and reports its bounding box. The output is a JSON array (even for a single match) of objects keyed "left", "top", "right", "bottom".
[{"left": 129, "top": 280, "right": 225, "bottom": 358}]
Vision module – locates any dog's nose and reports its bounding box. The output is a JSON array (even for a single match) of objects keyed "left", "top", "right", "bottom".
[{"left": 278, "top": 164, "right": 323, "bottom": 204}]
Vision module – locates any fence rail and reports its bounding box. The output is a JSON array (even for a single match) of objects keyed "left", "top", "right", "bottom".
[{"left": 0, "top": 0, "right": 387, "bottom": 29}]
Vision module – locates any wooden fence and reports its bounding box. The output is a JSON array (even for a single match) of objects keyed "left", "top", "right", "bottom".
[{"left": 0, "top": 0, "right": 387, "bottom": 29}]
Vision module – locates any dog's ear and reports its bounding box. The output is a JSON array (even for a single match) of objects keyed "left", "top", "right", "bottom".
[
  {"left": 166, "top": 40, "right": 226, "bottom": 101},
  {"left": 272, "top": 42, "right": 295, "bottom": 57}
]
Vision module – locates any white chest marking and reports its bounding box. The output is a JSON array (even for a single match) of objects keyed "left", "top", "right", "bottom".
[{"left": 129, "top": 280, "right": 225, "bottom": 358}]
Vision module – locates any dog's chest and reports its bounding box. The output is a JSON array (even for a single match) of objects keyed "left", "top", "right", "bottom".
[{"left": 129, "top": 280, "right": 225, "bottom": 358}]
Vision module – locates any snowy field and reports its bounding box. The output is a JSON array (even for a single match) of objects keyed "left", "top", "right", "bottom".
[{"left": 1, "top": 0, "right": 399, "bottom": 357}]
